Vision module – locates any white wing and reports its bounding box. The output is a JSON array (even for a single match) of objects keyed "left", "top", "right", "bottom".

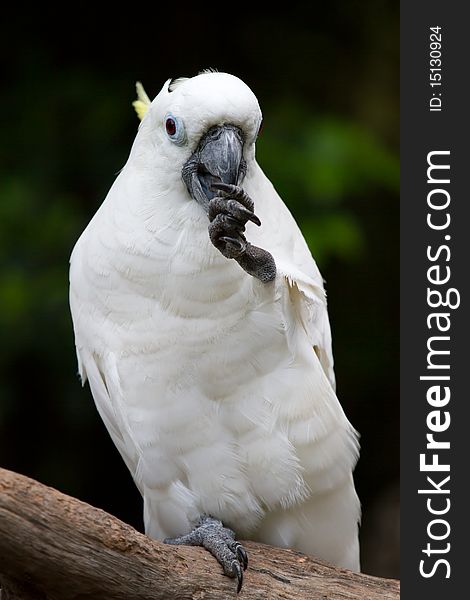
[
  {"left": 245, "top": 164, "right": 336, "bottom": 390},
  {"left": 70, "top": 235, "right": 144, "bottom": 495},
  {"left": 244, "top": 165, "right": 360, "bottom": 570}
]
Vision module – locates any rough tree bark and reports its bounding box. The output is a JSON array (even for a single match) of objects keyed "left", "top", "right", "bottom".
[{"left": 0, "top": 468, "right": 399, "bottom": 599}]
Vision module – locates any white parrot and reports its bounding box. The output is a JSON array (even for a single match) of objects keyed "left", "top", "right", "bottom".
[{"left": 69, "top": 71, "right": 360, "bottom": 591}]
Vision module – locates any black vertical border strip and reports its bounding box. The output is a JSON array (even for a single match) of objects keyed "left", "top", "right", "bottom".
[{"left": 401, "top": 2, "right": 469, "bottom": 598}]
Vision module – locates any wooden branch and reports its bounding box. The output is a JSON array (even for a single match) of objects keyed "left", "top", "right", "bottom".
[{"left": 0, "top": 468, "right": 399, "bottom": 599}]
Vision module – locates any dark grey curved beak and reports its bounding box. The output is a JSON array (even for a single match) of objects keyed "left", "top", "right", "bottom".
[{"left": 182, "top": 124, "right": 246, "bottom": 212}]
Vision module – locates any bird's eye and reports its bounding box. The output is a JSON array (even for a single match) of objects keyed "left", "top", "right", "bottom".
[
  {"left": 166, "top": 117, "right": 176, "bottom": 136},
  {"left": 257, "top": 118, "right": 264, "bottom": 138},
  {"left": 164, "top": 114, "right": 186, "bottom": 145}
]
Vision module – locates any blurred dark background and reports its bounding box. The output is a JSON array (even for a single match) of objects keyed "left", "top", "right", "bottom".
[{"left": 0, "top": 3, "right": 399, "bottom": 578}]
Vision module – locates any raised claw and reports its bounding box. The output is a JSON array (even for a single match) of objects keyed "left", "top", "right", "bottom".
[
  {"left": 233, "top": 560, "right": 243, "bottom": 594},
  {"left": 234, "top": 543, "right": 248, "bottom": 570},
  {"left": 207, "top": 183, "right": 276, "bottom": 283},
  {"left": 208, "top": 196, "right": 261, "bottom": 226},
  {"left": 223, "top": 214, "right": 247, "bottom": 231},
  {"left": 245, "top": 211, "right": 261, "bottom": 227},
  {"left": 210, "top": 182, "right": 255, "bottom": 212}
]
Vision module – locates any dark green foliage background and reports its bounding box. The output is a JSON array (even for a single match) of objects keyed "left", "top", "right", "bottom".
[{"left": 0, "top": 3, "right": 399, "bottom": 577}]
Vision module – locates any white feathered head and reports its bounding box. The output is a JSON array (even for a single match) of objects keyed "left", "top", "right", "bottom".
[{"left": 131, "top": 71, "right": 263, "bottom": 212}]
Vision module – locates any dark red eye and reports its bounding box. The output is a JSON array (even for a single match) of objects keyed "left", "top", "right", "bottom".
[
  {"left": 258, "top": 119, "right": 264, "bottom": 136},
  {"left": 166, "top": 117, "right": 176, "bottom": 136}
]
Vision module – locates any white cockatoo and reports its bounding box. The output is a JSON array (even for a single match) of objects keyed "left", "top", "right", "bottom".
[{"left": 69, "top": 71, "right": 360, "bottom": 591}]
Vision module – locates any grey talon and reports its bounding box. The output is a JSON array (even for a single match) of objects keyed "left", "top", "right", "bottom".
[
  {"left": 233, "top": 561, "right": 243, "bottom": 594},
  {"left": 236, "top": 545, "right": 248, "bottom": 570},
  {"left": 211, "top": 182, "right": 252, "bottom": 206},
  {"left": 208, "top": 196, "right": 259, "bottom": 227},
  {"left": 210, "top": 182, "right": 255, "bottom": 212},
  {"left": 163, "top": 515, "right": 248, "bottom": 593},
  {"left": 232, "top": 204, "right": 254, "bottom": 223}
]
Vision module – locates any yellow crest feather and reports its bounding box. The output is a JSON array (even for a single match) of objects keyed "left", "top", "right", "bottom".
[{"left": 132, "top": 81, "right": 151, "bottom": 120}]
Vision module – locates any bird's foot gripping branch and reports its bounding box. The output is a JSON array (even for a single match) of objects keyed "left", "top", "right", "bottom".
[{"left": 164, "top": 514, "right": 248, "bottom": 593}]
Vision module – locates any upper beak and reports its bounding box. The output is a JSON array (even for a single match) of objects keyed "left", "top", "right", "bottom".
[{"left": 182, "top": 124, "right": 246, "bottom": 212}]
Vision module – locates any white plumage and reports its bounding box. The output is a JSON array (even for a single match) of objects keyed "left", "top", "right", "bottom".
[{"left": 69, "top": 72, "right": 360, "bottom": 571}]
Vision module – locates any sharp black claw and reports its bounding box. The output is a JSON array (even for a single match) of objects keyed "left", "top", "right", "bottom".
[
  {"left": 236, "top": 205, "right": 252, "bottom": 219},
  {"left": 237, "top": 206, "right": 260, "bottom": 227},
  {"left": 236, "top": 545, "right": 248, "bottom": 570},
  {"left": 225, "top": 215, "right": 245, "bottom": 230},
  {"left": 234, "top": 561, "right": 243, "bottom": 593},
  {"left": 226, "top": 201, "right": 261, "bottom": 227}
]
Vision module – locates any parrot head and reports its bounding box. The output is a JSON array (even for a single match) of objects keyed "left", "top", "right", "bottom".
[{"left": 132, "top": 71, "right": 262, "bottom": 212}]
